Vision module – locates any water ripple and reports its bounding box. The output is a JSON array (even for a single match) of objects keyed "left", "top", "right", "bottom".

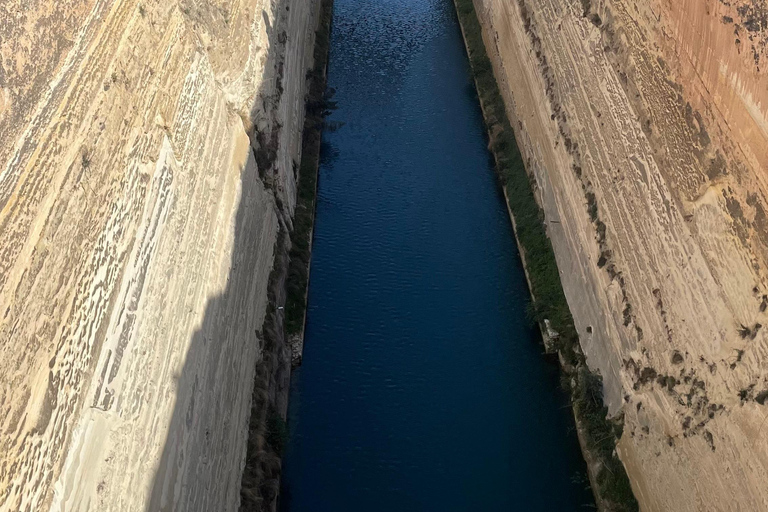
[{"left": 280, "top": 1, "right": 596, "bottom": 511}]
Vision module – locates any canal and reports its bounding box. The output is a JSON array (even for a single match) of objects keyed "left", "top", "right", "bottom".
[{"left": 280, "top": 0, "right": 595, "bottom": 510}]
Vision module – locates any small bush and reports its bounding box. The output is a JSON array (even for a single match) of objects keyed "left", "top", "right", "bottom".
[{"left": 265, "top": 406, "right": 289, "bottom": 456}]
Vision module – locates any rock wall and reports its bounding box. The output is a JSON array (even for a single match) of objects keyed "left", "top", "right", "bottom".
[
  {"left": 472, "top": 0, "right": 768, "bottom": 510},
  {"left": 0, "top": 0, "right": 319, "bottom": 510}
]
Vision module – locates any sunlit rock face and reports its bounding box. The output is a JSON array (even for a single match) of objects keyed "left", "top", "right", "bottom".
[
  {"left": 472, "top": 0, "right": 768, "bottom": 510},
  {"left": 0, "top": 1, "right": 319, "bottom": 510}
]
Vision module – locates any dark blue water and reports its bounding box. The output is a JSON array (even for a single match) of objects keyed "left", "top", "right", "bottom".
[{"left": 280, "top": 0, "right": 595, "bottom": 510}]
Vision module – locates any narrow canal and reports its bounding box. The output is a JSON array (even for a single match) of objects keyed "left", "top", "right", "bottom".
[{"left": 280, "top": 0, "right": 595, "bottom": 510}]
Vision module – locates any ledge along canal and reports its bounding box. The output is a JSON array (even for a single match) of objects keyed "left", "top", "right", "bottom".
[{"left": 280, "top": 0, "right": 596, "bottom": 509}]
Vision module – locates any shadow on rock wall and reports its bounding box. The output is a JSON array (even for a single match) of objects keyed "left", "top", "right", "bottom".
[{"left": 145, "top": 3, "right": 305, "bottom": 511}]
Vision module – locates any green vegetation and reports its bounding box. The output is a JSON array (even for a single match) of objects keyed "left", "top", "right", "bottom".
[
  {"left": 452, "top": 0, "right": 638, "bottom": 510},
  {"left": 240, "top": 229, "right": 288, "bottom": 511},
  {"left": 574, "top": 368, "right": 637, "bottom": 509},
  {"left": 454, "top": 0, "right": 575, "bottom": 348},
  {"left": 284, "top": 0, "right": 335, "bottom": 336},
  {"left": 265, "top": 405, "right": 289, "bottom": 456}
]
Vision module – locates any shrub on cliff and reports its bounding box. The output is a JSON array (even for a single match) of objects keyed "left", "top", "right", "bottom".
[
  {"left": 573, "top": 367, "right": 638, "bottom": 512},
  {"left": 265, "top": 406, "right": 289, "bottom": 456}
]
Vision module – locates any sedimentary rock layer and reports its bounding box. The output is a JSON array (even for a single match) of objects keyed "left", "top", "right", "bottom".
[
  {"left": 473, "top": 0, "right": 768, "bottom": 510},
  {"left": 0, "top": 0, "right": 319, "bottom": 510}
]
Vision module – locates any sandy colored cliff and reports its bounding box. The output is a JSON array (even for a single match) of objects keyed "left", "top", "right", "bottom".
[
  {"left": 0, "top": 0, "right": 319, "bottom": 510},
  {"left": 473, "top": 0, "right": 768, "bottom": 509}
]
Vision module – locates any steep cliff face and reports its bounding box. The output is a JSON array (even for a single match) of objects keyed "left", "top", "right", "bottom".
[
  {"left": 473, "top": 0, "right": 768, "bottom": 510},
  {"left": 0, "top": 0, "right": 319, "bottom": 510}
]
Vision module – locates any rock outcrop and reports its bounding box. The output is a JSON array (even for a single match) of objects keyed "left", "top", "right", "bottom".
[
  {"left": 0, "top": 0, "right": 320, "bottom": 510},
  {"left": 473, "top": 0, "right": 768, "bottom": 509}
]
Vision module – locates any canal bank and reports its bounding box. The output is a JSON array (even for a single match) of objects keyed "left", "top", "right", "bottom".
[
  {"left": 451, "top": 0, "right": 637, "bottom": 510},
  {"left": 285, "top": 0, "right": 336, "bottom": 367},
  {"left": 279, "top": 0, "right": 597, "bottom": 510},
  {"left": 239, "top": 1, "right": 333, "bottom": 509}
]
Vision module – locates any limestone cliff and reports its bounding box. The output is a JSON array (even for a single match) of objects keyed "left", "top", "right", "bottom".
[
  {"left": 473, "top": 0, "right": 768, "bottom": 509},
  {"left": 0, "top": 0, "right": 320, "bottom": 510}
]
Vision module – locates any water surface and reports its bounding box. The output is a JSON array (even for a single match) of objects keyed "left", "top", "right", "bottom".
[{"left": 280, "top": 1, "right": 595, "bottom": 509}]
